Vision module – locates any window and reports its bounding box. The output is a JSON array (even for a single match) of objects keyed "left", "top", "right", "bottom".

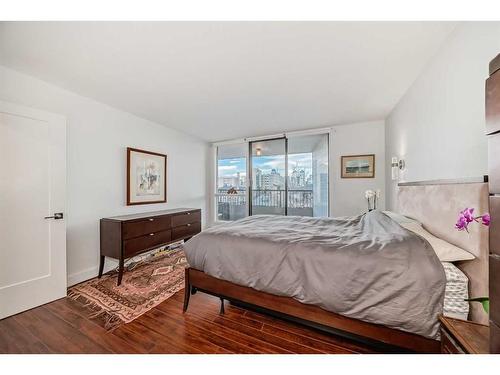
[
  {"left": 287, "top": 133, "right": 329, "bottom": 217},
  {"left": 216, "top": 143, "right": 248, "bottom": 221},
  {"left": 250, "top": 138, "right": 286, "bottom": 215},
  {"left": 214, "top": 132, "right": 329, "bottom": 221}
]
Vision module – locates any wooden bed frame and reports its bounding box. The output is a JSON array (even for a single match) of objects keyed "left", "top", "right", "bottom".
[
  {"left": 183, "top": 267, "right": 440, "bottom": 353},
  {"left": 182, "top": 179, "right": 488, "bottom": 354}
]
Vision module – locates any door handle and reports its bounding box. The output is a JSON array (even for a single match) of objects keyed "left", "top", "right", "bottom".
[{"left": 44, "top": 212, "right": 64, "bottom": 220}]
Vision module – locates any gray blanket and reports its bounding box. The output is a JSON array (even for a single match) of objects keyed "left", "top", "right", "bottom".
[{"left": 183, "top": 211, "right": 446, "bottom": 339}]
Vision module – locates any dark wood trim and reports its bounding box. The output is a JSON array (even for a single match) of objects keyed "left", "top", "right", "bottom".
[
  {"left": 184, "top": 268, "right": 440, "bottom": 353},
  {"left": 340, "top": 154, "right": 375, "bottom": 179},
  {"left": 398, "top": 176, "right": 488, "bottom": 187},
  {"left": 126, "top": 147, "right": 167, "bottom": 206}
]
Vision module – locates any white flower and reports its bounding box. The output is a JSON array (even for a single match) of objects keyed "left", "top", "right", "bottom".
[
  {"left": 365, "top": 190, "right": 375, "bottom": 199},
  {"left": 376, "top": 189, "right": 381, "bottom": 198}
]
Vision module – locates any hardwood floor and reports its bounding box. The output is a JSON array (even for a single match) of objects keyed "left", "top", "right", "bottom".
[{"left": 0, "top": 290, "right": 378, "bottom": 354}]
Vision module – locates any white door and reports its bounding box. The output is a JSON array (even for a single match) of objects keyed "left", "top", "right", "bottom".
[{"left": 0, "top": 100, "right": 66, "bottom": 319}]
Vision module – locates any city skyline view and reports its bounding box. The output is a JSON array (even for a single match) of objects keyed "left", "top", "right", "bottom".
[
  {"left": 217, "top": 153, "right": 313, "bottom": 190},
  {"left": 216, "top": 136, "right": 329, "bottom": 219}
]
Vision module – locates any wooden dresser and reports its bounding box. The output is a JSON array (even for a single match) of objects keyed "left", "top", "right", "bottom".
[
  {"left": 439, "top": 316, "right": 489, "bottom": 354},
  {"left": 100, "top": 208, "right": 201, "bottom": 285},
  {"left": 487, "top": 54, "right": 500, "bottom": 353}
]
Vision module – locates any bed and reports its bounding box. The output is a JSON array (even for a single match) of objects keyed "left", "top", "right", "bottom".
[{"left": 182, "top": 179, "right": 489, "bottom": 353}]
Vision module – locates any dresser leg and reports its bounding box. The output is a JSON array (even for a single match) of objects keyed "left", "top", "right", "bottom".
[
  {"left": 98, "top": 255, "right": 105, "bottom": 278},
  {"left": 117, "top": 258, "right": 124, "bottom": 286}
]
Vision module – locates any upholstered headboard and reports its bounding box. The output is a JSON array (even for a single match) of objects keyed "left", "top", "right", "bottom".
[{"left": 397, "top": 178, "right": 489, "bottom": 324}]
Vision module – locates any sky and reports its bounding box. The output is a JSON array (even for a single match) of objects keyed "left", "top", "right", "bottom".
[
  {"left": 217, "top": 157, "right": 246, "bottom": 177},
  {"left": 218, "top": 153, "right": 312, "bottom": 178}
]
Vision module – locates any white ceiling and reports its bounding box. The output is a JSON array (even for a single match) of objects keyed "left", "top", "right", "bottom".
[{"left": 0, "top": 22, "right": 457, "bottom": 142}]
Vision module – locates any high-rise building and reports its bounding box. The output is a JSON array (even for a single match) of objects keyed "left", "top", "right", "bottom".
[
  {"left": 253, "top": 168, "right": 262, "bottom": 189},
  {"left": 290, "top": 164, "right": 309, "bottom": 188},
  {"left": 262, "top": 169, "right": 284, "bottom": 190}
]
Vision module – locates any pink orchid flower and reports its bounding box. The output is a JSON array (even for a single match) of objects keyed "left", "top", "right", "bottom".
[
  {"left": 455, "top": 208, "right": 490, "bottom": 233},
  {"left": 481, "top": 213, "right": 491, "bottom": 226}
]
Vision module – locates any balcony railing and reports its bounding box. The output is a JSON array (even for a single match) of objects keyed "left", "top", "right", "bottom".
[{"left": 216, "top": 189, "right": 313, "bottom": 221}]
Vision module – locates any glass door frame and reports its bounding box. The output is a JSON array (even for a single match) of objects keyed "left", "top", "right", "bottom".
[
  {"left": 248, "top": 136, "right": 288, "bottom": 216},
  {"left": 213, "top": 129, "right": 331, "bottom": 223}
]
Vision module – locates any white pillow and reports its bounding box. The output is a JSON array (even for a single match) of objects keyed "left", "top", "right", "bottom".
[
  {"left": 382, "top": 210, "right": 419, "bottom": 224},
  {"left": 400, "top": 222, "right": 475, "bottom": 262}
]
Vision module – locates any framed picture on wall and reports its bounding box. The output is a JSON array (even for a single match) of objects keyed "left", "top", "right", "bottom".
[
  {"left": 127, "top": 147, "right": 167, "bottom": 205},
  {"left": 341, "top": 154, "right": 375, "bottom": 178}
]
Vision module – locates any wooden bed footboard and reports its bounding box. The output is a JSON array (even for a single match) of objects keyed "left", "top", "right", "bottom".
[{"left": 183, "top": 267, "right": 440, "bottom": 353}]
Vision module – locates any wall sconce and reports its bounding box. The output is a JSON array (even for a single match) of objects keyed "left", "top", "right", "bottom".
[
  {"left": 255, "top": 147, "right": 262, "bottom": 156},
  {"left": 391, "top": 157, "right": 406, "bottom": 180},
  {"left": 391, "top": 157, "right": 399, "bottom": 180},
  {"left": 398, "top": 159, "right": 406, "bottom": 171}
]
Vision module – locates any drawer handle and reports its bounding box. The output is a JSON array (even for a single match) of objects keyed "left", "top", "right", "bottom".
[
  {"left": 149, "top": 218, "right": 154, "bottom": 221},
  {"left": 149, "top": 233, "right": 155, "bottom": 236},
  {"left": 187, "top": 223, "right": 191, "bottom": 227}
]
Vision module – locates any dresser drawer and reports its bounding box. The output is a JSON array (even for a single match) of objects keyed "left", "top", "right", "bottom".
[
  {"left": 491, "top": 196, "right": 500, "bottom": 256},
  {"left": 490, "top": 255, "right": 500, "bottom": 324},
  {"left": 122, "top": 215, "right": 171, "bottom": 239},
  {"left": 491, "top": 320, "right": 500, "bottom": 353},
  {"left": 441, "top": 329, "right": 465, "bottom": 354},
  {"left": 172, "top": 210, "right": 201, "bottom": 227},
  {"left": 489, "top": 133, "right": 500, "bottom": 194},
  {"left": 486, "top": 72, "right": 500, "bottom": 135},
  {"left": 172, "top": 222, "right": 201, "bottom": 241},
  {"left": 123, "top": 229, "right": 172, "bottom": 257}
]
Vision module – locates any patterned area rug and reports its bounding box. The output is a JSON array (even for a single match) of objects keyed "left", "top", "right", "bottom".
[{"left": 68, "top": 248, "right": 187, "bottom": 330}]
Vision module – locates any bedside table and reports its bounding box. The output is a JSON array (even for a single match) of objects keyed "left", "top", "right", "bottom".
[{"left": 439, "top": 316, "right": 489, "bottom": 354}]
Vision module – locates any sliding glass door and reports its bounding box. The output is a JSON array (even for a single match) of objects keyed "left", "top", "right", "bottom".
[
  {"left": 216, "top": 132, "right": 329, "bottom": 221},
  {"left": 250, "top": 138, "right": 287, "bottom": 215}
]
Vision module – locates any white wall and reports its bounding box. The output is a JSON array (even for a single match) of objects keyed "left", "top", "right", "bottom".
[
  {"left": 312, "top": 135, "right": 329, "bottom": 217},
  {"left": 330, "top": 120, "right": 386, "bottom": 217},
  {"left": 386, "top": 22, "right": 500, "bottom": 209},
  {"left": 209, "top": 121, "right": 384, "bottom": 220},
  {"left": 0, "top": 65, "right": 209, "bottom": 286}
]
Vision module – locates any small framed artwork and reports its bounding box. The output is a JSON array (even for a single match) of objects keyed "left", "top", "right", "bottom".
[
  {"left": 127, "top": 147, "right": 167, "bottom": 205},
  {"left": 341, "top": 154, "right": 375, "bottom": 178}
]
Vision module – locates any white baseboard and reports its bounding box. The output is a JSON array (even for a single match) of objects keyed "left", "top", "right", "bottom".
[
  {"left": 66, "top": 244, "right": 180, "bottom": 287},
  {"left": 67, "top": 260, "right": 118, "bottom": 287}
]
